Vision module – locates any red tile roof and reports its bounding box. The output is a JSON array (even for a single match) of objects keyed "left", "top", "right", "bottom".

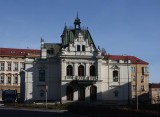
[
  {"left": 103, "top": 55, "right": 148, "bottom": 64},
  {"left": 149, "top": 83, "right": 160, "bottom": 88},
  {"left": 0, "top": 48, "right": 40, "bottom": 57}
]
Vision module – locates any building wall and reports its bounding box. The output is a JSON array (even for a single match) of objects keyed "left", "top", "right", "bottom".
[
  {"left": 101, "top": 59, "right": 131, "bottom": 104},
  {"left": 150, "top": 88, "right": 160, "bottom": 104},
  {"left": 22, "top": 58, "right": 61, "bottom": 102},
  {"left": 0, "top": 56, "right": 25, "bottom": 100},
  {"left": 131, "top": 64, "right": 149, "bottom": 103}
]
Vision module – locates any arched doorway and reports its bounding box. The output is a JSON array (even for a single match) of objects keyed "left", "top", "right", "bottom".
[
  {"left": 90, "top": 85, "right": 97, "bottom": 101},
  {"left": 79, "top": 86, "right": 85, "bottom": 101},
  {"left": 66, "top": 86, "right": 73, "bottom": 101}
]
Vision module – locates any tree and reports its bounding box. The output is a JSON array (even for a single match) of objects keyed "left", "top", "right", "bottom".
[{"left": 101, "top": 48, "right": 107, "bottom": 56}]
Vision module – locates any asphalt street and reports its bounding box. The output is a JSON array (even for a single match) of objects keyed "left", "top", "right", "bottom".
[{"left": 0, "top": 104, "right": 88, "bottom": 117}]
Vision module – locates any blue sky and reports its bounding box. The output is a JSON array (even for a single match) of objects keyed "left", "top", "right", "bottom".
[{"left": 0, "top": 0, "right": 160, "bottom": 83}]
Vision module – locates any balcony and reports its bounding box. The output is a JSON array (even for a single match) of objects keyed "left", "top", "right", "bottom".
[
  {"left": 65, "top": 76, "right": 98, "bottom": 85},
  {"left": 143, "top": 72, "right": 149, "bottom": 76}
]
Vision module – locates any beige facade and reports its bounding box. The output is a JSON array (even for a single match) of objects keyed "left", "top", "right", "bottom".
[
  {"left": 131, "top": 64, "right": 149, "bottom": 103},
  {"left": 149, "top": 83, "right": 160, "bottom": 104},
  {"left": 0, "top": 48, "right": 40, "bottom": 101}
]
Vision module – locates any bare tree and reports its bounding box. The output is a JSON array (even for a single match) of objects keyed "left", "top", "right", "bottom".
[{"left": 101, "top": 48, "right": 107, "bottom": 56}]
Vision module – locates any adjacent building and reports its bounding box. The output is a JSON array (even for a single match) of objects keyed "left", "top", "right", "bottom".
[
  {"left": 104, "top": 55, "right": 149, "bottom": 103},
  {"left": 149, "top": 83, "right": 160, "bottom": 104},
  {"left": 0, "top": 48, "right": 40, "bottom": 101}
]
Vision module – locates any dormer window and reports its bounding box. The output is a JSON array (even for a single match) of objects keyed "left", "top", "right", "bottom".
[
  {"left": 77, "top": 45, "right": 80, "bottom": 51},
  {"left": 10, "top": 51, "right": 15, "bottom": 53},
  {"left": 82, "top": 45, "right": 85, "bottom": 51},
  {"left": 21, "top": 52, "right": 25, "bottom": 54}
]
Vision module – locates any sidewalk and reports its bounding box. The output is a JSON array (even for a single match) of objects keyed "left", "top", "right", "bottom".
[{"left": 0, "top": 104, "right": 68, "bottom": 113}]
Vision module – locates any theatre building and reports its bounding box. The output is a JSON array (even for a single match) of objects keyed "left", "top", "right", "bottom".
[{"left": 21, "top": 15, "right": 133, "bottom": 104}]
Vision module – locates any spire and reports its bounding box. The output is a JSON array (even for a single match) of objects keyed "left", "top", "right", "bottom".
[
  {"left": 77, "top": 11, "right": 79, "bottom": 19},
  {"left": 74, "top": 12, "right": 81, "bottom": 30}
]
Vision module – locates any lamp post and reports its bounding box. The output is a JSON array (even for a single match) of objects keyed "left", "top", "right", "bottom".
[
  {"left": 136, "top": 64, "right": 138, "bottom": 110},
  {"left": 125, "top": 56, "right": 130, "bottom": 105},
  {"left": 46, "top": 85, "right": 48, "bottom": 110}
]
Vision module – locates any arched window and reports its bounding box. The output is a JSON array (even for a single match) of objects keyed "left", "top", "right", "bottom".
[
  {"left": 78, "top": 65, "right": 84, "bottom": 76},
  {"left": 66, "top": 86, "right": 73, "bottom": 101},
  {"left": 67, "top": 65, "right": 73, "bottom": 76},
  {"left": 90, "top": 65, "right": 95, "bottom": 76},
  {"left": 113, "top": 70, "right": 118, "bottom": 82}
]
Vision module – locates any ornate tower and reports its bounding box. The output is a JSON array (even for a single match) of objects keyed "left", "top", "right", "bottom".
[{"left": 74, "top": 12, "right": 81, "bottom": 30}]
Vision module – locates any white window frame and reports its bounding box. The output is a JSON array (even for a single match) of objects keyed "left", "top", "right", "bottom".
[
  {"left": 133, "top": 76, "right": 136, "bottom": 81},
  {"left": 141, "top": 76, "right": 144, "bottom": 83},
  {"left": 131, "top": 67, "right": 135, "bottom": 72},
  {"left": 7, "top": 77, "right": 11, "bottom": 83},
  {"left": 8, "top": 63, "right": 11, "bottom": 70},
  {"left": 14, "top": 77, "right": 18, "bottom": 84},
  {"left": 15, "top": 63, "right": 18, "bottom": 70},
  {"left": 0, "top": 76, "right": 4, "bottom": 83},
  {"left": 1, "top": 63, "right": 4, "bottom": 70}
]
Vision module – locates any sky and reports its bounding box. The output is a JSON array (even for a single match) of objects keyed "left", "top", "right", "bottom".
[{"left": 0, "top": 0, "right": 160, "bottom": 83}]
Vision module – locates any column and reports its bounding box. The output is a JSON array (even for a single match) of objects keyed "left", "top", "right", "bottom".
[
  {"left": 74, "top": 63, "right": 78, "bottom": 76},
  {"left": 85, "top": 63, "right": 89, "bottom": 76},
  {"left": 11, "top": 61, "right": 13, "bottom": 72},
  {"left": 4, "top": 61, "right": 7, "bottom": 72},
  {"left": 97, "top": 59, "right": 102, "bottom": 80},
  {"left": 85, "top": 86, "right": 90, "bottom": 101},
  {"left": 11, "top": 74, "right": 13, "bottom": 86},
  {"left": 18, "top": 62, "right": 21, "bottom": 71},
  {"left": 18, "top": 74, "right": 20, "bottom": 86},
  {"left": 4, "top": 74, "right": 6, "bottom": 86}
]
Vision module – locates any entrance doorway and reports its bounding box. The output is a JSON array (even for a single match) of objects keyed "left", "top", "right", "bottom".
[
  {"left": 66, "top": 86, "right": 73, "bottom": 101},
  {"left": 79, "top": 86, "right": 85, "bottom": 101},
  {"left": 90, "top": 85, "right": 97, "bottom": 101}
]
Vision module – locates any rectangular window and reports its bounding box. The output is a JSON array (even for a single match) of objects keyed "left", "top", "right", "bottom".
[
  {"left": 141, "top": 86, "right": 145, "bottom": 91},
  {"left": 14, "top": 77, "right": 18, "bottom": 84},
  {"left": 21, "top": 63, "right": 25, "bottom": 69},
  {"left": 8, "top": 63, "right": 11, "bottom": 70},
  {"left": 1, "top": 63, "right": 4, "bottom": 70},
  {"left": 82, "top": 45, "right": 85, "bottom": 51},
  {"left": 39, "top": 70, "right": 45, "bottom": 81},
  {"left": 133, "top": 76, "right": 136, "bottom": 81},
  {"left": 15, "top": 63, "right": 18, "bottom": 70},
  {"left": 8, "top": 77, "right": 11, "bottom": 83},
  {"left": 131, "top": 67, "right": 135, "bottom": 72},
  {"left": 144, "top": 67, "right": 149, "bottom": 73},
  {"left": 133, "top": 85, "right": 137, "bottom": 92},
  {"left": 113, "top": 70, "right": 118, "bottom": 82},
  {"left": 141, "top": 76, "right": 144, "bottom": 83},
  {"left": 0, "top": 76, "right": 4, "bottom": 83},
  {"left": 77, "top": 45, "right": 80, "bottom": 51}
]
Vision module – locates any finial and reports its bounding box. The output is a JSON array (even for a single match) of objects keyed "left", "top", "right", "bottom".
[
  {"left": 41, "top": 37, "right": 44, "bottom": 42},
  {"left": 98, "top": 45, "right": 100, "bottom": 50},
  {"left": 64, "top": 22, "right": 67, "bottom": 29},
  {"left": 77, "top": 11, "right": 79, "bottom": 19}
]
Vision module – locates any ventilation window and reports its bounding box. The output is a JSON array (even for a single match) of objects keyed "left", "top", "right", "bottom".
[
  {"left": 77, "top": 45, "right": 80, "bottom": 51},
  {"left": 82, "top": 45, "right": 85, "bottom": 51},
  {"left": 10, "top": 51, "right": 15, "bottom": 53}
]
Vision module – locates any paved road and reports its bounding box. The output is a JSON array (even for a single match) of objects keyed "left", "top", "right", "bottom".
[{"left": 0, "top": 106, "right": 88, "bottom": 117}]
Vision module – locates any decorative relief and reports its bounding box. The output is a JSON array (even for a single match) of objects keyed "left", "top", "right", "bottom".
[
  {"left": 37, "top": 65, "right": 47, "bottom": 70},
  {"left": 111, "top": 65, "right": 119, "bottom": 70}
]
